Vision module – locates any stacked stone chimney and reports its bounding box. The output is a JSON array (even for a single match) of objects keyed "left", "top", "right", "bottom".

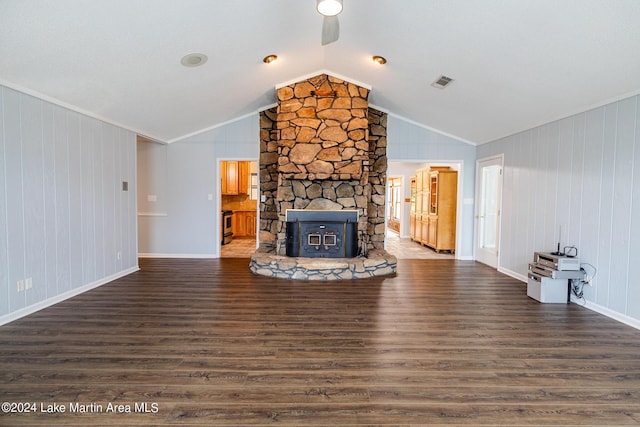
[{"left": 259, "top": 74, "right": 387, "bottom": 256}]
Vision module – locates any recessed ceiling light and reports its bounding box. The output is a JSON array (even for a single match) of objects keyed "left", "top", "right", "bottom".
[
  {"left": 180, "top": 53, "right": 208, "bottom": 67},
  {"left": 263, "top": 54, "right": 278, "bottom": 64},
  {"left": 372, "top": 55, "right": 387, "bottom": 65}
]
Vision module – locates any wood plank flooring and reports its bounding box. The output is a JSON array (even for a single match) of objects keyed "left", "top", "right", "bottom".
[{"left": 2, "top": 258, "right": 640, "bottom": 426}]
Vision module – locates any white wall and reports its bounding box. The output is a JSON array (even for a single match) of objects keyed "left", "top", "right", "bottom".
[
  {"left": 0, "top": 85, "right": 138, "bottom": 325},
  {"left": 137, "top": 114, "right": 260, "bottom": 257},
  {"left": 478, "top": 94, "right": 640, "bottom": 328},
  {"left": 387, "top": 116, "right": 477, "bottom": 259}
]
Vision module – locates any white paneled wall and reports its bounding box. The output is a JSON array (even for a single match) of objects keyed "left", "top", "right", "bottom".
[
  {"left": 478, "top": 95, "right": 640, "bottom": 326},
  {"left": 0, "top": 85, "right": 138, "bottom": 324},
  {"left": 0, "top": 87, "right": 8, "bottom": 316}
]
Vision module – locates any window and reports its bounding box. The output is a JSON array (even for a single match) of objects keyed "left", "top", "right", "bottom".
[
  {"left": 389, "top": 178, "right": 402, "bottom": 221},
  {"left": 387, "top": 177, "right": 402, "bottom": 233}
]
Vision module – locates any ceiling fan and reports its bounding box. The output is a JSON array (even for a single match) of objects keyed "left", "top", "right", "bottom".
[{"left": 316, "top": 0, "right": 343, "bottom": 45}]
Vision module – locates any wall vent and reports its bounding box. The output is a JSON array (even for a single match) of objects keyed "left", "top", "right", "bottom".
[{"left": 431, "top": 75, "right": 454, "bottom": 89}]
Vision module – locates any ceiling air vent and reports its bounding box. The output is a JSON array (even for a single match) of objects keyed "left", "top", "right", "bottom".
[{"left": 431, "top": 75, "right": 454, "bottom": 89}]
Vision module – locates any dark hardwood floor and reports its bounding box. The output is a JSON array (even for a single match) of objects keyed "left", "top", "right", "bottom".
[{"left": 2, "top": 258, "right": 640, "bottom": 426}]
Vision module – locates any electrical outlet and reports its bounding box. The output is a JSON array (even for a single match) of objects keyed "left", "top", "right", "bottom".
[
  {"left": 585, "top": 278, "right": 592, "bottom": 286},
  {"left": 17, "top": 280, "right": 24, "bottom": 292},
  {"left": 25, "top": 277, "right": 33, "bottom": 290},
  {"left": 117, "top": 251, "right": 122, "bottom": 260}
]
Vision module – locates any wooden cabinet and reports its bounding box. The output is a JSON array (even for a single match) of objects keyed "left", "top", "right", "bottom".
[
  {"left": 231, "top": 211, "right": 257, "bottom": 237},
  {"left": 231, "top": 212, "right": 242, "bottom": 236},
  {"left": 245, "top": 211, "right": 256, "bottom": 236},
  {"left": 409, "top": 213, "right": 416, "bottom": 241},
  {"left": 411, "top": 168, "right": 430, "bottom": 244},
  {"left": 419, "top": 215, "right": 429, "bottom": 245},
  {"left": 412, "top": 195, "right": 423, "bottom": 241},
  {"left": 221, "top": 161, "right": 238, "bottom": 195},
  {"left": 221, "top": 161, "right": 249, "bottom": 195},
  {"left": 427, "top": 216, "right": 438, "bottom": 247},
  {"left": 413, "top": 214, "right": 422, "bottom": 242},
  {"left": 239, "top": 162, "right": 249, "bottom": 194},
  {"left": 410, "top": 167, "right": 457, "bottom": 252},
  {"left": 426, "top": 168, "right": 457, "bottom": 252}
]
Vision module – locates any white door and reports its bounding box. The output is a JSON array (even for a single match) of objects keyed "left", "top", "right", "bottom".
[{"left": 475, "top": 156, "right": 503, "bottom": 268}]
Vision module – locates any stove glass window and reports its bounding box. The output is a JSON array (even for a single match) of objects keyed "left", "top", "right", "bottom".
[
  {"left": 323, "top": 234, "right": 336, "bottom": 246},
  {"left": 308, "top": 234, "right": 321, "bottom": 246}
]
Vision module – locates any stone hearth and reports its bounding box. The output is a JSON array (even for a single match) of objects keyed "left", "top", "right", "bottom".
[
  {"left": 250, "top": 74, "right": 396, "bottom": 280},
  {"left": 250, "top": 248, "right": 396, "bottom": 280}
]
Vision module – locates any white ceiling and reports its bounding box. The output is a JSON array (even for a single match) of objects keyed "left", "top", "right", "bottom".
[{"left": 1, "top": 0, "right": 639, "bottom": 144}]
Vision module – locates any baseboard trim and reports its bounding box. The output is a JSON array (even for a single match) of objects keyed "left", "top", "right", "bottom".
[
  {"left": 0, "top": 266, "right": 140, "bottom": 326},
  {"left": 498, "top": 266, "right": 527, "bottom": 283},
  {"left": 138, "top": 253, "right": 218, "bottom": 259},
  {"left": 570, "top": 297, "right": 640, "bottom": 331}
]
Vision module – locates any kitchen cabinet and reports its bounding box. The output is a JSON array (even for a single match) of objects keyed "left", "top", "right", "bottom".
[
  {"left": 221, "top": 161, "right": 250, "bottom": 195},
  {"left": 232, "top": 211, "right": 257, "bottom": 237},
  {"left": 245, "top": 211, "right": 256, "bottom": 236}
]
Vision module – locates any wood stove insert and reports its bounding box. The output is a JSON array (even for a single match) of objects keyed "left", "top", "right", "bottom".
[{"left": 285, "top": 210, "right": 358, "bottom": 258}]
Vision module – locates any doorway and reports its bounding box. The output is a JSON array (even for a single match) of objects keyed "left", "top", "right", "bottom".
[
  {"left": 386, "top": 176, "right": 402, "bottom": 235},
  {"left": 474, "top": 155, "right": 503, "bottom": 268},
  {"left": 219, "top": 160, "right": 258, "bottom": 258},
  {"left": 385, "top": 161, "right": 457, "bottom": 260}
]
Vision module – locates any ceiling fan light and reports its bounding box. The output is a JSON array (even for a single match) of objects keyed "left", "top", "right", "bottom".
[{"left": 316, "top": 0, "right": 343, "bottom": 17}]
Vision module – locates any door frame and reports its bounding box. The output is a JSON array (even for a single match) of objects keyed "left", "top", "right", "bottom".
[
  {"left": 474, "top": 154, "right": 504, "bottom": 268},
  {"left": 385, "top": 160, "right": 462, "bottom": 259},
  {"left": 217, "top": 158, "right": 260, "bottom": 257}
]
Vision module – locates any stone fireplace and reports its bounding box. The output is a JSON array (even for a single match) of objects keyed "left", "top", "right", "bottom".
[{"left": 249, "top": 74, "right": 396, "bottom": 280}]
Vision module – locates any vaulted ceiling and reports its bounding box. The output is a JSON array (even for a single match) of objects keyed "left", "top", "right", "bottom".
[{"left": 1, "top": 0, "right": 639, "bottom": 144}]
